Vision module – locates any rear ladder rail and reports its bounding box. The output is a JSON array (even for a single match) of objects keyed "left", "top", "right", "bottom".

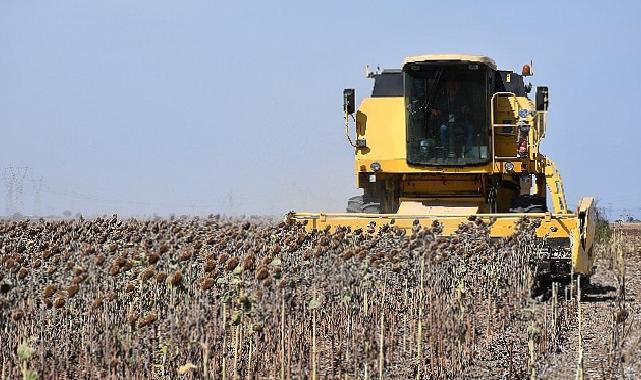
[{"left": 491, "top": 92, "right": 524, "bottom": 164}]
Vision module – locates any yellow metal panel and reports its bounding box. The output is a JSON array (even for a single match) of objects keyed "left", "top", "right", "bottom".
[
  {"left": 396, "top": 199, "right": 480, "bottom": 215},
  {"left": 544, "top": 157, "right": 569, "bottom": 214},
  {"left": 401, "top": 175, "right": 482, "bottom": 195},
  {"left": 572, "top": 197, "right": 597, "bottom": 274},
  {"left": 356, "top": 97, "right": 406, "bottom": 161},
  {"left": 289, "top": 212, "right": 575, "bottom": 237}
]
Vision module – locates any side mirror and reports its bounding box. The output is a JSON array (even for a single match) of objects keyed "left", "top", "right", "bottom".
[
  {"left": 343, "top": 88, "right": 355, "bottom": 115},
  {"left": 536, "top": 86, "right": 549, "bottom": 111}
]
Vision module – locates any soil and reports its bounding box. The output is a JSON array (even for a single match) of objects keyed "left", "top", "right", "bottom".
[
  {"left": 536, "top": 228, "right": 641, "bottom": 380},
  {"left": 461, "top": 226, "right": 641, "bottom": 380}
]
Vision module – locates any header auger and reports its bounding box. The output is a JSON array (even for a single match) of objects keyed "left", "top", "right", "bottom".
[{"left": 288, "top": 53, "right": 596, "bottom": 281}]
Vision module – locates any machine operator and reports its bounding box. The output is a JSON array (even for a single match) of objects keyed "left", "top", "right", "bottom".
[{"left": 430, "top": 80, "right": 474, "bottom": 157}]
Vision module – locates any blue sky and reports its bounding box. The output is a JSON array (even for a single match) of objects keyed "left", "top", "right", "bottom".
[{"left": 1, "top": 1, "right": 639, "bottom": 218}]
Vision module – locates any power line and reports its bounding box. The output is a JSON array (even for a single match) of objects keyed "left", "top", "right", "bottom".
[{"left": 41, "top": 183, "right": 226, "bottom": 210}]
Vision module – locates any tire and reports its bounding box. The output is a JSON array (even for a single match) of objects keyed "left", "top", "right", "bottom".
[
  {"left": 510, "top": 195, "right": 548, "bottom": 213},
  {"left": 347, "top": 196, "right": 364, "bottom": 213},
  {"left": 361, "top": 202, "right": 382, "bottom": 214},
  {"left": 346, "top": 195, "right": 381, "bottom": 214}
]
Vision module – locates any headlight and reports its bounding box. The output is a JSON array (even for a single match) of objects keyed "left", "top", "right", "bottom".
[
  {"left": 518, "top": 108, "right": 529, "bottom": 118},
  {"left": 505, "top": 162, "right": 515, "bottom": 172},
  {"left": 370, "top": 162, "right": 381, "bottom": 172}
]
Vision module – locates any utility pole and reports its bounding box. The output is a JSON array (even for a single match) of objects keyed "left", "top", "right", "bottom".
[
  {"left": 2, "top": 166, "right": 29, "bottom": 217},
  {"left": 32, "top": 176, "right": 44, "bottom": 217},
  {"left": 226, "top": 190, "right": 234, "bottom": 216},
  {"left": 2, "top": 170, "right": 13, "bottom": 217}
]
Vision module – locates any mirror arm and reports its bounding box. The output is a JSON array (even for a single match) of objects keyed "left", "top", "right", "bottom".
[{"left": 345, "top": 109, "right": 356, "bottom": 148}]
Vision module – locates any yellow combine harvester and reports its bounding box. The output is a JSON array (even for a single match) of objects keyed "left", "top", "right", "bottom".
[{"left": 288, "top": 54, "right": 596, "bottom": 279}]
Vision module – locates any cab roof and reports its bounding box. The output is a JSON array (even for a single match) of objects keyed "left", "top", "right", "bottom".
[{"left": 403, "top": 54, "right": 497, "bottom": 70}]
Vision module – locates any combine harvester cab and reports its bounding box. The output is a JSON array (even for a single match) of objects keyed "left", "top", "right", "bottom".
[{"left": 288, "top": 54, "right": 596, "bottom": 280}]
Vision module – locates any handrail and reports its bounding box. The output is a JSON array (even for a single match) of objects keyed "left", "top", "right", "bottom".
[
  {"left": 490, "top": 92, "right": 518, "bottom": 168},
  {"left": 537, "top": 110, "right": 548, "bottom": 138}
]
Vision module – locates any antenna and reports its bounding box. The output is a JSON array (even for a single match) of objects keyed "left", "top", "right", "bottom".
[
  {"left": 365, "top": 65, "right": 377, "bottom": 79},
  {"left": 365, "top": 65, "right": 372, "bottom": 78}
]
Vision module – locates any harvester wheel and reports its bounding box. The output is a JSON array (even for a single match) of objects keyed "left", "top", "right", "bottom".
[
  {"left": 346, "top": 196, "right": 381, "bottom": 214},
  {"left": 346, "top": 196, "right": 363, "bottom": 213},
  {"left": 510, "top": 195, "right": 547, "bottom": 213}
]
